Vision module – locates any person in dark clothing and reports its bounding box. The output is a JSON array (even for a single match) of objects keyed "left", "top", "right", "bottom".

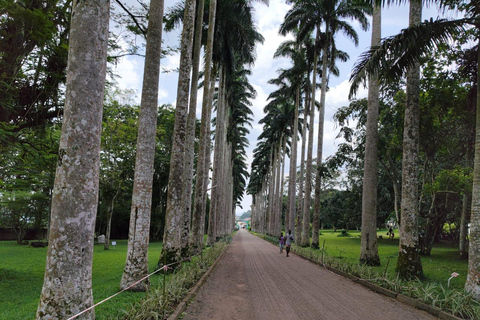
[{"left": 285, "top": 230, "right": 294, "bottom": 257}]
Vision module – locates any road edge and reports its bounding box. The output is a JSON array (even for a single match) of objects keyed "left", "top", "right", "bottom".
[{"left": 167, "top": 234, "right": 234, "bottom": 320}]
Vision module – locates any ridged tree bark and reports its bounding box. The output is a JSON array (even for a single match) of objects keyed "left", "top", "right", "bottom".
[
  {"left": 187, "top": 0, "right": 205, "bottom": 254},
  {"left": 396, "top": 0, "right": 424, "bottom": 279},
  {"left": 288, "top": 86, "right": 300, "bottom": 234},
  {"left": 312, "top": 24, "right": 327, "bottom": 249},
  {"left": 465, "top": 41, "right": 480, "bottom": 299},
  {"left": 267, "top": 150, "right": 275, "bottom": 235},
  {"left": 297, "top": 84, "right": 309, "bottom": 240},
  {"left": 202, "top": 65, "right": 217, "bottom": 247},
  {"left": 359, "top": 6, "right": 381, "bottom": 266},
  {"left": 208, "top": 66, "right": 226, "bottom": 243},
  {"left": 194, "top": 0, "right": 217, "bottom": 248},
  {"left": 274, "top": 139, "right": 284, "bottom": 235},
  {"left": 121, "top": 0, "right": 164, "bottom": 290},
  {"left": 161, "top": 0, "right": 196, "bottom": 266},
  {"left": 280, "top": 138, "right": 287, "bottom": 234},
  {"left": 301, "top": 37, "right": 318, "bottom": 247},
  {"left": 36, "top": 0, "right": 109, "bottom": 318}
]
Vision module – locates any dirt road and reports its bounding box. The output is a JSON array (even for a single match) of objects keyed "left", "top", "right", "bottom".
[{"left": 181, "top": 230, "right": 437, "bottom": 320}]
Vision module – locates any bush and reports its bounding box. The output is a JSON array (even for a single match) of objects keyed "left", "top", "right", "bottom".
[{"left": 30, "top": 241, "right": 48, "bottom": 248}]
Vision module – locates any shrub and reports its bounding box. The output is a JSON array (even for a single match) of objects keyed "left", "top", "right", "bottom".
[{"left": 30, "top": 241, "right": 48, "bottom": 248}]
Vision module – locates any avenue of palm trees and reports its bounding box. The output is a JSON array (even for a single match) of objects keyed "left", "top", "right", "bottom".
[{"left": 32, "top": 0, "right": 479, "bottom": 318}]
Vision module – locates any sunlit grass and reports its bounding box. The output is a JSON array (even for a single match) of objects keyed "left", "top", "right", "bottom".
[
  {"left": 0, "top": 240, "right": 164, "bottom": 320},
  {"left": 314, "top": 229, "right": 467, "bottom": 289}
]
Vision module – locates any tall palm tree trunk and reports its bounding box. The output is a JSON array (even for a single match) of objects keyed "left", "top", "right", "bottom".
[
  {"left": 120, "top": 0, "right": 164, "bottom": 291},
  {"left": 268, "top": 149, "right": 276, "bottom": 235},
  {"left": 195, "top": 0, "right": 217, "bottom": 248},
  {"left": 161, "top": 0, "right": 196, "bottom": 265},
  {"left": 312, "top": 26, "right": 328, "bottom": 249},
  {"left": 189, "top": 0, "right": 206, "bottom": 254},
  {"left": 288, "top": 86, "right": 300, "bottom": 234},
  {"left": 183, "top": 0, "right": 205, "bottom": 255},
  {"left": 297, "top": 84, "right": 309, "bottom": 240},
  {"left": 209, "top": 66, "right": 226, "bottom": 243},
  {"left": 36, "top": 0, "right": 109, "bottom": 318},
  {"left": 302, "top": 43, "right": 318, "bottom": 247},
  {"left": 396, "top": 0, "right": 424, "bottom": 279},
  {"left": 275, "top": 139, "right": 283, "bottom": 235},
  {"left": 465, "top": 42, "right": 480, "bottom": 299},
  {"left": 359, "top": 6, "right": 381, "bottom": 266},
  {"left": 280, "top": 137, "right": 287, "bottom": 234}
]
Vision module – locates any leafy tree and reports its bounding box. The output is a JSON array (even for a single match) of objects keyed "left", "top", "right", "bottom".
[{"left": 99, "top": 91, "right": 138, "bottom": 250}]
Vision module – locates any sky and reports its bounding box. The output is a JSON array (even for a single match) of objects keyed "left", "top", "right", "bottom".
[{"left": 112, "top": 0, "right": 458, "bottom": 215}]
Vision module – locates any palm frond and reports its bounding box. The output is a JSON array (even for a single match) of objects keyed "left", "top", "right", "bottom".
[{"left": 349, "top": 18, "right": 467, "bottom": 98}]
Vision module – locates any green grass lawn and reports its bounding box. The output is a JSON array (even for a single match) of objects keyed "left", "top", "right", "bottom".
[
  {"left": 304, "top": 229, "right": 468, "bottom": 289},
  {"left": 0, "top": 240, "right": 164, "bottom": 320}
]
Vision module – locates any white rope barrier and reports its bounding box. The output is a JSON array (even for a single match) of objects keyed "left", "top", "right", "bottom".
[{"left": 67, "top": 254, "right": 199, "bottom": 320}]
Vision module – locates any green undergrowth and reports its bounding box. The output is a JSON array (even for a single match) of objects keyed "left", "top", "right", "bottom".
[
  {"left": 254, "top": 231, "right": 479, "bottom": 319},
  {"left": 119, "top": 237, "right": 231, "bottom": 320}
]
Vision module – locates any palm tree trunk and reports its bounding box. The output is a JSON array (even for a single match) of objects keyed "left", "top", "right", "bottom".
[
  {"left": 297, "top": 83, "right": 309, "bottom": 241},
  {"left": 161, "top": 0, "right": 196, "bottom": 266},
  {"left": 465, "top": 41, "right": 480, "bottom": 299},
  {"left": 312, "top": 26, "right": 328, "bottom": 249},
  {"left": 120, "top": 0, "right": 164, "bottom": 291},
  {"left": 396, "top": 0, "right": 424, "bottom": 279},
  {"left": 195, "top": 0, "right": 217, "bottom": 248},
  {"left": 301, "top": 39, "right": 318, "bottom": 247},
  {"left": 182, "top": 0, "right": 205, "bottom": 254},
  {"left": 288, "top": 85, "right": 300, "bottom": 234},
  {"left": 274, "top": 144, "right": 281, "bottom": 235},
  {"left": 36, "top": 0, "right": 109, "bottom": 317},
  {"left": 359, "top": 6, "right": 381, "bottom": 266},
  {"left": 280, "top": 137, "right": 287, "bottom": 234},
  {"left": 209, "top": 66, "right": 226, "bottom": 243},
  {"left": 268, "top": 149, "right": 276, "bottom": 235},
  {"left": 188, "top": 0, "right": 206, "bottom": 254}
]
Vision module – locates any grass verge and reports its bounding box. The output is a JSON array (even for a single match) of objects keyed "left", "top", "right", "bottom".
[{"left": 0, "top": 237, "right": 229, "bottom": 320}]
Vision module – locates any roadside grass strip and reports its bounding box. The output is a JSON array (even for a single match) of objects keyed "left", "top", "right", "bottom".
[{"left": 119, "top": 237, "right": 231, "bottom": 320}]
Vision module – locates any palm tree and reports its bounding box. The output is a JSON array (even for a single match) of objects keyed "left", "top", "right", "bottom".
[
  {"left": 315, "top": 0, "right": 371, "bottom": 249},
  {"left": 184, "top": 0, "right": 205, "bottom": 255},
  {"left": 396, "top": 0, "right": 424, "bottom": 279},
  {"left": 349, "top": 0, "right": 479, "bottom": 285},
  {"left": 280, "top": 0, "right": 370, "bottom": 247},
  {"left": 207, "top": 0, "right": 265, "bottom": 241},
  {"left": 273, "top": 39, "right": 308, "bottom": 235},
  {"left": 36, "top": 0, "right": 109, "bottom": 318},
  {"left": 194, "top": 0, "right": 218, "bottom": 249},
  {"left": 360, "top": 5, "right": 381, "bottom": 266},
  {"left": 120, "top": 0, "right": 165, "bottom": 290},
  {"left": 161, "top": 0, "right": 197, "bottom": 266}
]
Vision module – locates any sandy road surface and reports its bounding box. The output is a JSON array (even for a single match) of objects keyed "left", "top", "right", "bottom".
[{"left": 181, "top": 230, "right": 437, "bottom": 320}]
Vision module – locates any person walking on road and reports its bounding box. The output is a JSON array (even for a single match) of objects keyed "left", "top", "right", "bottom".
[
  {"left": 285, "top": 230, "right": 294, "bottom": 257},
  {"left": 279, "top": 232, "right": 285, "bottom": 253}
]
